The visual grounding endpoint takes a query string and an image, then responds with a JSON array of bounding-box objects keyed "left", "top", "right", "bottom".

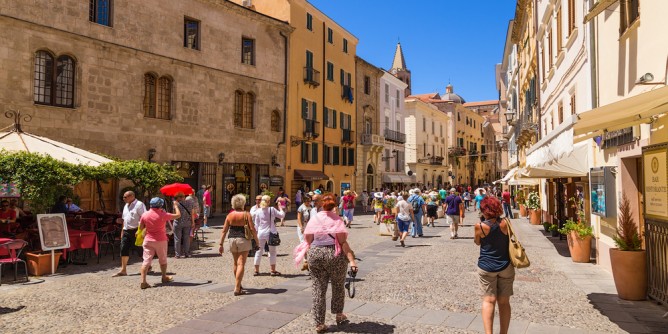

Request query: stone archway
[{"left": 366, "top": 164, "right": 375, "bottom": 191}]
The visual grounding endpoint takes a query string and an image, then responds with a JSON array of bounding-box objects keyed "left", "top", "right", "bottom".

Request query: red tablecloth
[
  {"left": 0, "top": 237, "right": 12, "bottom": 256},
  {"left": 62, "top": 230, "right": 98, "bottom": 260}
]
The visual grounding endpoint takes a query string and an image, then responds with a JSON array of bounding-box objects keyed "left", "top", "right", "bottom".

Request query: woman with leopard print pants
[{"left": 296, "top": 193, "right": 358, "bottom": 333}]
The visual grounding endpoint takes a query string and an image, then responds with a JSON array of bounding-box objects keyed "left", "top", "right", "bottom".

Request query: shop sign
[
  {"left": 590, "top": 167, "right": 616, "bottom": 218},
  {"left": 270, "top": 175, "right": 284, "bottom": 186},
  {"left": 643, "top": 145, "right": 668, "bottom": 220}
]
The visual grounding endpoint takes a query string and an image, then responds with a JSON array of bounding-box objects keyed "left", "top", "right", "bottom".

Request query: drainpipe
[
  {"left": 278, "top": 31, "right": 288, "bottom": 149},
  {"left": 589, "top": 3, "right": 598, "bottom": 110}
]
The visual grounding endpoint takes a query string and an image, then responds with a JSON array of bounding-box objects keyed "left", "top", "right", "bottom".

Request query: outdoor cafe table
[{"left": 62, "top": 229, "right": 98, "bottom": 260}]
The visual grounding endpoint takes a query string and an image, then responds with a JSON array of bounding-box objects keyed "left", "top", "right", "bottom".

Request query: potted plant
[
  {"left": 558, "top": 219, "right": 593, "bottom": 262},
  {"left": 542, "top": 221, "right": 551, "bottom": 233},
  {"left": 514, "top": 190, "right": 527, "bottom": 217},
  {"left": 383, "top": 197, "right": 396, "bottom": 215},
  {"left": 526, "top": 192, "right": 541, "bottom": 225},
  {"left": 610, "top": 194, "right": 646, "bottom": 300},
  {"left": 549, "top": 223, "right": 560, "bottom": 237},
  {"left": 379, "top": 214, "right": 395, "bottom": 236}
]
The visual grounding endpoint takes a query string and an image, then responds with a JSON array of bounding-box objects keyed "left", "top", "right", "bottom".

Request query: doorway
[{"left": 366, "top": 164, "right": 374, "bottom": 191}]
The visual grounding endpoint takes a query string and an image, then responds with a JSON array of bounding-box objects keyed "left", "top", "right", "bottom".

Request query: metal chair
[
  {"left": 96, "top": 224, "right": 117, "bottom": 263},
  {"left": 0, "top": 239, "right": 29, "bottom": 285}
]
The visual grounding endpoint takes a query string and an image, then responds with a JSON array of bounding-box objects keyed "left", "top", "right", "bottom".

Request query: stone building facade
[
  {"left": 0, "top": 0, "right": 291, "bottom": 212},
  {"left": 355, "top": 56, "right": 384, "bottom": 193}
]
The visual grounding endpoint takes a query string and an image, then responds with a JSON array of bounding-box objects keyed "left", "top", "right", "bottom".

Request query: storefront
[
  {"left": 172, "top": 161, "right": 218, "bottom": 211},
  {"left": 382, "top": 173, "right": 415, "bottom": 191},
  {"left": 220, "top": 163, "right": 269, "bottom": 212},
  {"left": 291, "top": 169, "right": 329, "bottom": 198}
]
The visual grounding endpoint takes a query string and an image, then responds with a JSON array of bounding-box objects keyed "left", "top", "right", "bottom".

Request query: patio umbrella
[
  {"left": 160, "top": 183, "right": 194, "bottom": 197},
  {"left": 0, "top": 130, "right": 112, "bottom": 166}
]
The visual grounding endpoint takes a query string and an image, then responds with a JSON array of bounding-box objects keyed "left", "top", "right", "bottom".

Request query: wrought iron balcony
[
  {"left": 303, "top": 119, "right": 320, "bottom": 138},
  {"left": 303, "top": 67, "right": 320, "bottom": 87},
  {"left": 428, "top": 156, "right": 444, "bottom": 165},
  {"left": 360, "top": 133, "right": 384, "bottom": 146},
  {"left": 342, "top": 129, "right": 354, "bottom": 144},
  {"left": 341, "top": 85, "right": 354, "bottom": 103},
  {"left": 383, "top": 128, "right": 406, "bottom": 144},
  {"left": 448, "top": 146, "right": 466, "bottom": 157}
]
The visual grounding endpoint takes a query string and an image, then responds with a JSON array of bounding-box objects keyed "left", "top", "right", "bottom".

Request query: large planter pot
[
  {"left": 529, "top": 210, "right": 541, "bottom": 225},
  {"left": 26, "top": 251, "right": 62, "bottom": 276},
  {"left": 550, "top": 229, "right": 560, "bottom": 237},
  {"left": 519, "top": 204, "right": 527, "bottom": 217},
  {"left": 379, "top": 223, "right": 395, "bottom": 236},
  {"left": 610, "top": 249, "right": 647, "bottom": 300},
  {"left": 567, "top": 232, "right": 592, "bottom": 263}
]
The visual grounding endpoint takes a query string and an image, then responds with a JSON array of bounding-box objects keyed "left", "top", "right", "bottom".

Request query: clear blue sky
[{"left": 308, "top": 0, "right": 517, "bottom": 102}]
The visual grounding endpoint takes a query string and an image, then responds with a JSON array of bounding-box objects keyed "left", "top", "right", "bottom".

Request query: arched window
[
  {"left": 234, "top": 90, "right": 244, "bottom": 127},
  {"left": 157, "top": 76, "right": 171, "bottom": 119},
  {"left": 243, "top": 92, "right": 255, "bottom": 129},
  {"left": 34, "top": 51, "right": 76, "bottom": 108},
  {"left": 271, "top": 110, "right": 280, "bottom": 132},
  {"left": 143, "top": 73, "right": 157, "bottom": 117}
]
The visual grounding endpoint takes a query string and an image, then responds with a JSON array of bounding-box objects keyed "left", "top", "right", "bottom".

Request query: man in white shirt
[
  {"left": 113, "top": 191, "right": 146, "bottom": 277},
  {"left": 310, "top": 193, "right": 323, "bottom": 218}
]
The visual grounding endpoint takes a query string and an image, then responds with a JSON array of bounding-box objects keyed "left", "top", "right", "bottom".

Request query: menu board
[
  {"left": 37, "top": 214, "right": 70, "bottom": 251},
  {"left": 643, "top": 146, "right": 668, "bottom": 220}
]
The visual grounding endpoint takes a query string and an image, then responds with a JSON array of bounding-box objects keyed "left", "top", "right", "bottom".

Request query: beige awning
[
  {"left": 520, "top": 141, "right": 589, "bottom": 178},
  {"left": 574, "top": 86, "right": 668, "bottom": 140},
  {"left": 382, "top": 173, "right": 415, "bottom": 184},
  {"left": 294, "top": 169, "right": 329, "bottom": 181},
  {"left": 583, "top": 0, "right": 615, "bottom": 23},
  {"left": 0, "top": 130, "right": 112, "bottom": 166}
]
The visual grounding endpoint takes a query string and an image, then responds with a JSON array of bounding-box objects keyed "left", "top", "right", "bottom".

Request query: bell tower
[{"left": 390, "top": 42, "right": 411, "bottom": 97}]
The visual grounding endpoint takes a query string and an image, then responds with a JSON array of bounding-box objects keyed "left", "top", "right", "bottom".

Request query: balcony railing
[
  {"left": 428, "top": 156, "right": 444, "bottom": 165},
  {"left": 341, "top": 85, "right": 354, "bottom": 103},
  {"left": 303, "top": 119, "right": 320, "bottom": 138},
  {"left": 383, "top": 128, "right": 406, "bottom": 144},
  {"left": 303, "top": 67, "right": 320, "bottom": 87},
  {"left": 342, "top": 129, "right": 354, "bottom": 144},
  {"left": 360, "top": 133, "right": 384, "bottom": 146}
]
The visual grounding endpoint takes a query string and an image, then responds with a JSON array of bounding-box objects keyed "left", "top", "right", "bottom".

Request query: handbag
[
  {"left": 135, "top": 227, "right": 145, "bottom": 246},
  {"left": 244, "top": 212, "right": 253, "bottom": 240},
  {"left": 269, "top": 232, "right": 281, "bottom": 246},
  {"left": 248, "top": 238, "right": 257, "bottom": 257},
  {"left": 505, "top": 218, "right": 530, "bottom": 268}
]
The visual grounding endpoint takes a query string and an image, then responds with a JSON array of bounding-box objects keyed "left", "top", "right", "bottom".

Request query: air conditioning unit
[{"left": 242, "top": 0, "right": 252, "bottom": 7}]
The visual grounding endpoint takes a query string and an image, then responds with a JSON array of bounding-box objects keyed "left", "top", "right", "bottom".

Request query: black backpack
[{"left": 410, "top": 197, "right": 421, "bottom": 213}]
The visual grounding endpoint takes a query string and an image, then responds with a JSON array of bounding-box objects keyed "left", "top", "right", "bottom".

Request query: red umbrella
[{"left": 160, "top": 183, "right": 194, "bottom": 197}]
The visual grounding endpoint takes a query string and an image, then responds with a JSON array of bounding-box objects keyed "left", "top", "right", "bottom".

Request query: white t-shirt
[{"left": 395, "top": 199, "right": 413, "bottom": 221}]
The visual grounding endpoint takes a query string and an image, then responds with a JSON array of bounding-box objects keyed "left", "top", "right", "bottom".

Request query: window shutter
[
  {"left": 302, "top": 99, "right": 308, "bottom": 119},
  {"left": 340, "top": 69, "right": 344, "bottom": 85},
  {"left": 324, "top": 145, "right": 329, "bottom": 164},
  {"left": 347, "top": 73, "right": 352, "bottom": 86},
  {"left": 333, "top": 146, "right": 340, "bottom": 165},
  {"left": 342, "top": 148, "right": 348, "bottom": 165},
  {"left": 312, "top": 143, "right": 318, "bottom": 163},
  {"left": 347, "top": 115, "right": 352, "bottom": 131},
  {"left": 333, "top": 110, "right": 337, "bottom": 129},
  {"left": 324, "top": 107, "right": 329, "bottom": 127},
  {"left": 312, "top": 102, "right": 317, "bottom": 121},
  {"left": 340, "top": 112, "right": 344, "bottom": 130},
  {"left": 301, "top": 142, "right": 307, "bottom": 163},
  {"left": 348, "top": 148, "right": 355, "bottom": 166}
]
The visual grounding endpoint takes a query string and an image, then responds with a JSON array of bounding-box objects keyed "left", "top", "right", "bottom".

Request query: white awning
[
  {"left": 0, "top": 130, "right": 112, "bottom": 166},
  {"left": 574, "top": 86, "right": 668, "bottom": 140},
  {"left": 521, "top": 141, "right": 589, "bottom": 178},
  {"left": 494, "top": 167, "right": 540, "bottom": 185}
]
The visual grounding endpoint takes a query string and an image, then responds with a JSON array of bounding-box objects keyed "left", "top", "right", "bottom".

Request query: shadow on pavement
[
  {"left": 338, "top": 321, "right": 396, "bottom": 333},
  {"left": 0, "top": 306, "right": 25, "bottom": 315},
  {"left": 155, "top": 280, "right": 213, "bottom": 288},
  {"left": 243, "top": 287, "right": 288, "bottom": 295},
  {"left": 545, "top": 234, "right": 578, "bottom": 259},
  {"left": 587, "top": 292, "right": 668, "bottom": 333}
]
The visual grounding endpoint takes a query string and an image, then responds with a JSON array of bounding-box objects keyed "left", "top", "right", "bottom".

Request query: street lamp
[{"left": 504, "top": 110, "right": 515, "bottom": 124}]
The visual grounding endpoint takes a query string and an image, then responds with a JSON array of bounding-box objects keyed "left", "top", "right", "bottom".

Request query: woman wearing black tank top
[{"left": 474, "top": 196, "right": 515, "bottom": 334}]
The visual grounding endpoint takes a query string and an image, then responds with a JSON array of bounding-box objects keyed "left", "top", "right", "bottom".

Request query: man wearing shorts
[
  {"left": 394, "top": 193, "right": 414, "bottom": 247},
  {"left": 113, "top": 191, "right": 146, "bottom": 277},
  {"left": 444, "top": 188, "right": 465, "bottom": 239}
]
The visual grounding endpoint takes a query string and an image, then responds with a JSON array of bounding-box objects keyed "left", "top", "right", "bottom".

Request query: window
[
  {"left": 396, "top": 119, "right": 400, "bottom": 132},
  {"left": 89, "top": 0, "right": 112, "bottom": 26},
  {"left": 327, "top": 28, "right": 333, "bottom": 43},
  {"left": 364, "top": 76, "right": 370, "bottom": 95},
  {"left": 306, "top": 13, "right": 313, "bottom": 31},
  {"left": 558, "top": 103, "right": 564, "bottom": 125},
  {"left": 326, "top": 62, "right": 334, "bottom": 81},
  {"left": 342, "top": 147, "right": 347, "bottom": 166},
  {"left": 431, "top": 120, "right": 435, "bottom": 134},
  {"left": 423, "top": 143, "right": 427, "bottom": 155},
  {"left": 333, "top": 146, "right": 340, "bottom": 165},
  {"left": 343, "top": 39, "right": 348, "bottom": 53},
  {"left": 457, "top": 112, "right": 460, "bottom": 121},
  {"left": 440, "top": 124, "right": 443, "bottom": 137},
  {"left": 384, "top": 116, "right": 389, "bottom": 131},
  {"left": 541, "top": 44, "right": 546, "bottom": 81},
  {"left": 570, "top": 94, "right": 576, "bottom": 115},
  {"left": 271, "top": 110, "right": 281, "bottom": 132},
  {"left": 547, "top": 29, "right": 553, "bottom": 68},
  {"left": 568, "top": 0, "right": 575, "bottom": 35},
  {"left": 422, "top": 117, "right": 426, "bottom": 131},
  {"left": 384, "top": 149, "right": 390, "bottom": 170},
  {"left": 143, "top": 73, "right": 156, "bottom": 117},
  {"left": 365, "top": 118, "right": 372, "bottom": 134},
  {"left": 143, "top": 73, "right": 171, "bottom": 119},
  {"left": 556, "top": 6, "right": 562, "bottom": 51},
  {"left": 620, "top": 0, "right": 639, "bottom": 34},
  {"left": 234, "top": 90, "right": 254, "bottom": 128},
  {"left": 157, "top": 77, "right": 172, "bottom": 120},
  {"left": 384, "top": 83, "right": 389, "bottom": 103},
  {"left": 301, "top": 98, "right": 317, "bottom": 120},
  {"left": 396, "top": 90, "right": 400, "bottom": 108},
  {"left": 300, "top": 142, "right": 318, "bottom": 164},
  {"left": 457, "top": 137, "right": 464, "bottom": 147},
  {"left": 324, "top": 145, "right": 331, "bottom": 164},
  {"left": 340, "top": 113, "right": 352, "bottom": 130},
  {"left": 348, "top": 148, "right": 355, "bottom": 166},
  {"left": 184, "top": 18, "right": 200, "bottom": 50},
  {"left": 34, "top": 51, "right": 76, "bottom": 108},
  {"left": 306, "top": 50, "right": 314, "bottom": 68},
  {"left": 241, "top": 38, "right": 255, "bottom": 65},
  {"left": 324, "top": 108, "right": 337, "bottom": 128}
]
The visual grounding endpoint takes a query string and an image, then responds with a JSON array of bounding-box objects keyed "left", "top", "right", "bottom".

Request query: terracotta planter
[
  {"left": 26, "top": 251, "right": 62, "bottom": 276},
  {"left": 519, "top": 204, "right": 527, "bottom": 217},
  {"left": 610, "top": 249, "right": 647, "bottom": 300},
  {"left": 529, "top": 210, "right": 541, "bottom": 225},
  {"left": 567, "top": 231, "right": 592, "bottom": 263}
]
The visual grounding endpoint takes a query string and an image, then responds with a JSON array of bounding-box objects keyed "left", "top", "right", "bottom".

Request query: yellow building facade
[{"left": 238, "top": 0, "right": 358, "bottom": 198}]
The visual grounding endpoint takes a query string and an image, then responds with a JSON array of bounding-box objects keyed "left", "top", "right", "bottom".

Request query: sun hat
[
  {"left": 450, "top": 188, "right": 456, "bottom": 192},
  {"left": 374, "top": 192, "right": 383, "bottom": 199},
  {"left": 414, "top": 188, "right": 422, "bottom": 194},
  {"left": 149, "top": 197, "right": 164, "bottom": 208}
]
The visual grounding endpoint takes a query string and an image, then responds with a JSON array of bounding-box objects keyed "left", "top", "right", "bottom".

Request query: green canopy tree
[{"left": 97, "top": 160, "right": 183, "bottom": 202}]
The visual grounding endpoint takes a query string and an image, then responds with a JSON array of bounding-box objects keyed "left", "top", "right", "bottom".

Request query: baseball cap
[{"left": 149, "top": 197, "right": 164, "bottom": 208}]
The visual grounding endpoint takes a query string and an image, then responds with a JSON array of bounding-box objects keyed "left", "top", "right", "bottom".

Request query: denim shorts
[
  {"left": 396, "top": 218, "right": 411, "bottom": 233},
  {"left": 342, "top": 208, "right": 354, "bottom": 221}
]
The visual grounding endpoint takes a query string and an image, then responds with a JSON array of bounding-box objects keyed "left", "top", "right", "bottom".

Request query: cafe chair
[
  {"left": 96, "top": 224, "right": 117, "bottom": 264},
  {"left": 0, "top": 239, "right": 29, "bottom": 285}
]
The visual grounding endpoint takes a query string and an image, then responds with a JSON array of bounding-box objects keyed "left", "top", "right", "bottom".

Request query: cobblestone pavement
[{"left": 1, "top": 211, "right": 666, "bottom": 333}]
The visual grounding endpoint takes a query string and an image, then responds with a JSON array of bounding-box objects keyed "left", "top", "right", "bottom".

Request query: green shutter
[
  {"left": 323, "top": 107, "right": 329, "bottom": 127},
  {"left": 302, "top": 99, "right": 308, "bottom": 119},
  {"left": 333, "top": 146, "right": 339, "bottom": 165},
  {"left": 348, "top": 148, "right": 355, "bottom": 166},
  {"left": 340, "top": 112, "right": 344, "bottom": 130},
  {"left": 333, "top": 110, "right": 337, "bottom": 129},
  {"left": 312, "top": 143, "right": 318, "bottom": 164},
  {"left": 347, "top": 115, "right": 352, "bottom": 130},
  {"left": 301, "top": 142, "right": 307, "bottom": 163},
  {"left": 312, "top": 102, "right": 317, "bottom": 121},
  {"left": 342, "top": 147, "right": 347, "bottom": 165},
  {"left": 340, "top": 69, "right": 344, "bottom": 85}
]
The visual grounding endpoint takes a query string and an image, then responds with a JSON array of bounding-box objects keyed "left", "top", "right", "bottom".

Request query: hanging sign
[{"left": 643, "top": 145, "right": 668, "bottom": 220}]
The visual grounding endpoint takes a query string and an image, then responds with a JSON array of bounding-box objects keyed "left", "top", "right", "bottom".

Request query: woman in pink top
[
  {"left": 293, "top": 193, "right": 358, "bottom": 333},
  {"left": 139, "top": 197, "right": 181, "bottom": 290},
  {"left": 202, "top": 185, "right": 212, "bottom": 228}
]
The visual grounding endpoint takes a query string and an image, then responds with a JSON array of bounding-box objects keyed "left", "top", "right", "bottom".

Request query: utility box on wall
[{"left": 590, "top": 167, "right": 616, "bottom": 218}]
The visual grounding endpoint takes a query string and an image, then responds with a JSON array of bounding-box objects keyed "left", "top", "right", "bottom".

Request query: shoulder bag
[
  {"left": 244, "top": 212, "right": 253, "bottom": 240},
  {"left": 268, "top": 208, "right": 281, "bottom": 246},
  {"left": 505, "top": 217, "right": 530, "bottom": 268}
]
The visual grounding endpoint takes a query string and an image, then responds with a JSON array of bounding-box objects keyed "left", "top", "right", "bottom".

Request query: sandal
[
  {"left": 336, "top": 314, "right": 350, "bottom": 326},
  {"left": 270, "top": 271, "right": 282, "bottom": 276},
  {"left": 234, "top": 290, "right": 246, "bottom": 296},
  {"left": 315, "top": 324, "right": 328, "bottom": 333},
  {"left": 140, "top": 282, "right": 151, "bottom": 290},
  {"left": 253, "top": 271, "right": 260, "bottom": 276},
  {"left": 161, "top": 276, "right": 173, "bottom": 284}
]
